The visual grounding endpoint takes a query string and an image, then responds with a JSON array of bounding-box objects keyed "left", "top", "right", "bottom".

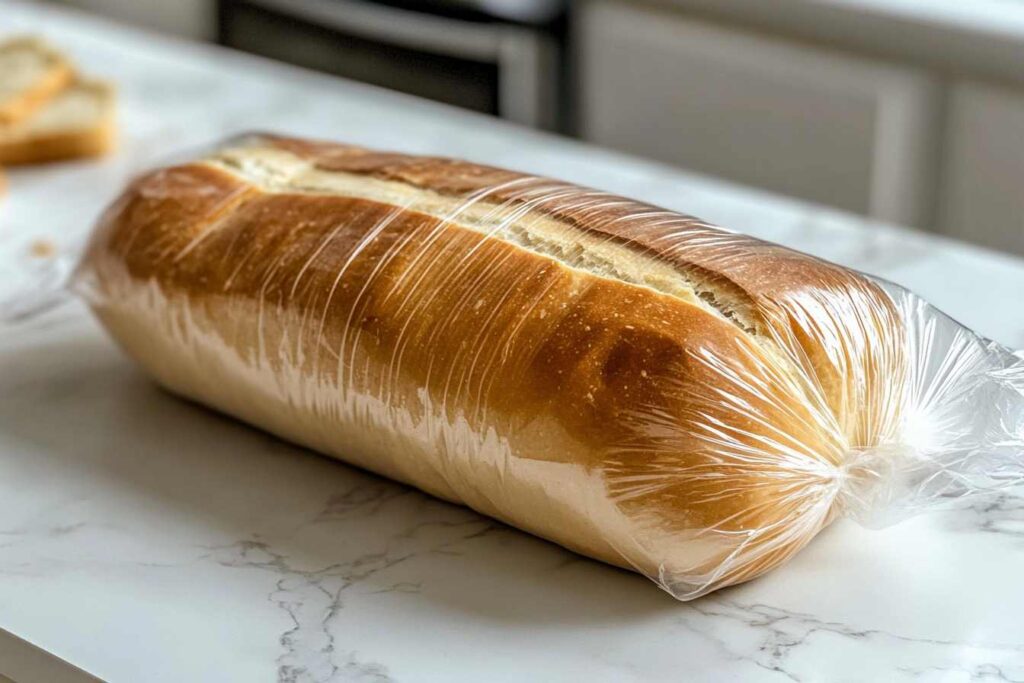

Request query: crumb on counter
[{"left": 29, "top": 238, "right": 56, "bottom": 258}]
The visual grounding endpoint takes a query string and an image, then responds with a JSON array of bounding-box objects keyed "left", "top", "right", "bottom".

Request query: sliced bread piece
[
  {"left": 0, "top": 36, "right": 74, "bottom": 126},
  {"left": 0, "top": 80, "right": 116, "bottom": 165}
]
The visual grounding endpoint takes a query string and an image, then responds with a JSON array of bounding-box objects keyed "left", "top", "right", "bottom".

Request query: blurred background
[{"left": 49, "top": 0, "right": 1024, "bottom": 257}]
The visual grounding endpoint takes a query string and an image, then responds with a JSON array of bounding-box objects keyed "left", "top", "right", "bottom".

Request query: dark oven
[{"left": 216, "top": 0, "right": 567, "bottom": 131}]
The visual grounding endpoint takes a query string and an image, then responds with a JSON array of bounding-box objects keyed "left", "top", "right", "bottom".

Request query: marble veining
[
  {"left": 947, "top": 494, "right": 1024, "bottom": 544},
  {"left": 200, "top": 510, "right": 501, "bottom": 682},
  {"left": 209, "top": 538, "right": 395, "bottom": 682},
  {"left": 679, "top": 599, "right": 1024, "bottom": 683},
  {"left": 0, "top": 1, "right": 1023, "bottom": 681},
  {"left": 195, "top": 483, "right": 512, "bottom": 682}
]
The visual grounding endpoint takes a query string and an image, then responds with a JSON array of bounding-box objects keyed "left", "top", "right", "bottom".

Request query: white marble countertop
[{"left": 1, "top": 2, "right": 1023, "bottom": 681}]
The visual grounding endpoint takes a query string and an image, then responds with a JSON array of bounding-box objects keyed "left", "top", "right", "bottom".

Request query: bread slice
[
  {"left": 0, "top": 80, "right": 116, "bottom": 165},
  {"left": 0, "top": 36, "right": 74, "bottom": 126}
]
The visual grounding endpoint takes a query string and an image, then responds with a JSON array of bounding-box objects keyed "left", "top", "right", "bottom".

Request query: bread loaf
[{"left": 76, "top": 134, "right": 906, "bottom": 598}]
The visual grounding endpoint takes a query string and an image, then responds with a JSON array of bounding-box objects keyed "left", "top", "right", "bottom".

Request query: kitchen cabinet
[
  {"left": 576, "top": 0, "right": 941, "bottom": 228},
  {"left": 939, "top": 81, "right": 1024, "bottom": 255}
]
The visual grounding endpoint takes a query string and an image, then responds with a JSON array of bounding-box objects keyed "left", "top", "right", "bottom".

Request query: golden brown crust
[
  {"left": 78, "top": 136, "right": 904, "bottom": 594},
  {"left": 255, "top": 134, "right": 904, "bottom": 444},
  {"left": 0, "top": 117, "right": 114, "bottom": 165}
]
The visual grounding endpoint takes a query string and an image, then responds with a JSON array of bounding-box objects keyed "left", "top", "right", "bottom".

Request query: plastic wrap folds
[{"left": 52, "top": 134, "right": 1024, "bottom": 598}]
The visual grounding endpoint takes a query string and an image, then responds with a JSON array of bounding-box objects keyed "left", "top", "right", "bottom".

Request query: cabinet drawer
[
  {"left": 576, "top": 0, "right": 940, "bottom": 227},
  {"left": 939, "top": 81, "right": 1024, "bottom": 256}
]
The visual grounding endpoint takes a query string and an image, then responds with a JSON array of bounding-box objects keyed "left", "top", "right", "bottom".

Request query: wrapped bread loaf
[{"left": 74, "top": 134, "right": 1024, "bottom": 599}]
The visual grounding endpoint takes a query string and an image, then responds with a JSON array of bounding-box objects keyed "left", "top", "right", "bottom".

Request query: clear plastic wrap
[{"left": 60, "top": 134, "right": 1024, "bottom": 600}]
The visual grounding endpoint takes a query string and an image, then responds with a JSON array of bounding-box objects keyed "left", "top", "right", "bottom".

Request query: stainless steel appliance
[{"left": 217, "top": 0, "right": 567, "bottom": 130}]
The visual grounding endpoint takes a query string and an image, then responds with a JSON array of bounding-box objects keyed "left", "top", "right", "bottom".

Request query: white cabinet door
[
  {"left": 576, "top": 0, "right": 941, "bottom": 227},
  {"left": 939, "top": 81, "right": 1024, "bottom": 256}
]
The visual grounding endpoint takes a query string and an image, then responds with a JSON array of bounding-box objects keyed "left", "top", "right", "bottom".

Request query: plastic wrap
[{"left": 60, "top": 134, "right": 1024, "bottom": 599}]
